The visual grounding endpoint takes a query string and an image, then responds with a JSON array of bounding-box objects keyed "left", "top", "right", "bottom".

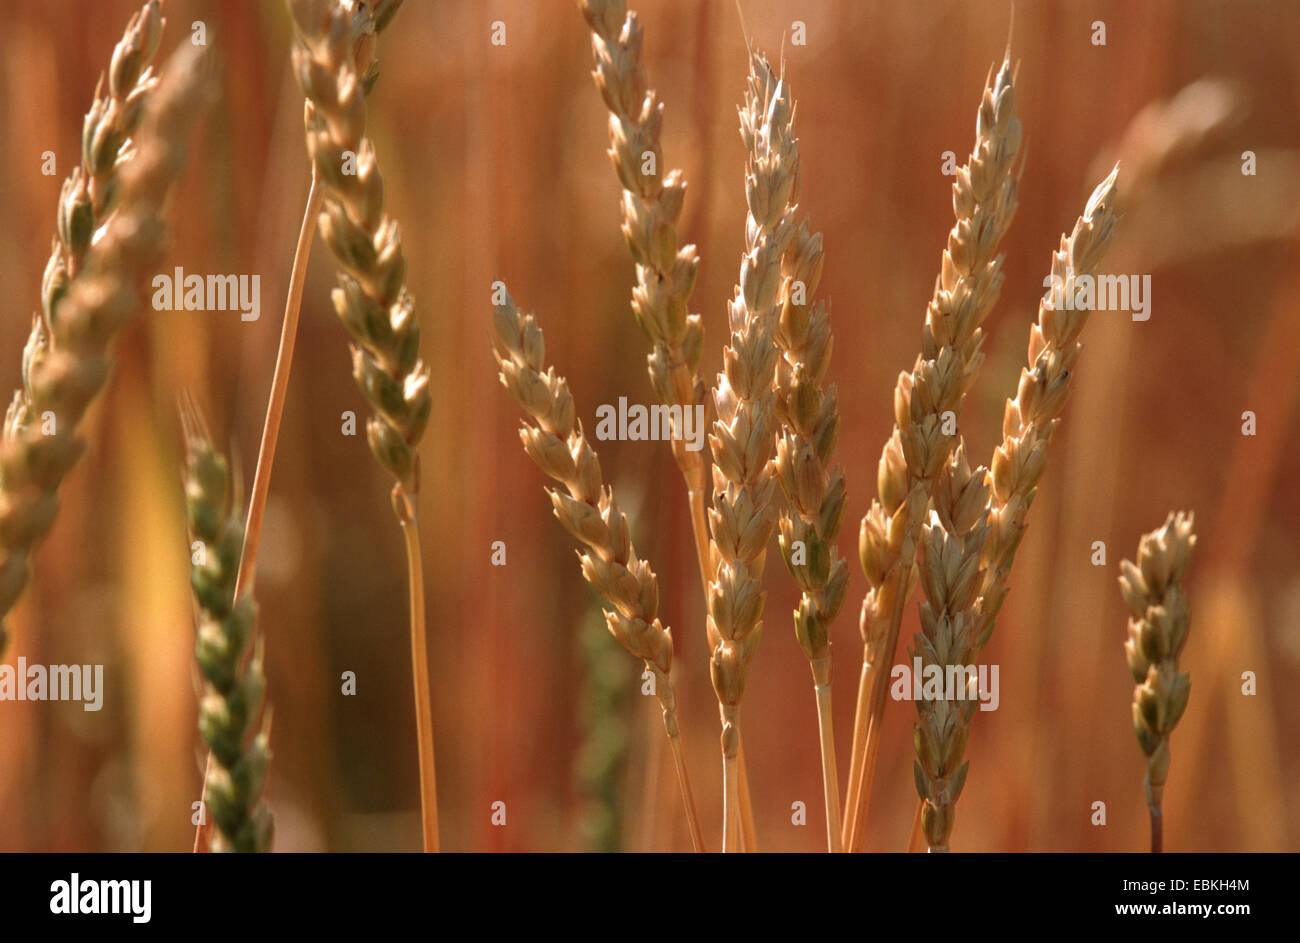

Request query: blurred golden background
[{"left": 0, "top": 0, "right": 1296, "bottom": 852}]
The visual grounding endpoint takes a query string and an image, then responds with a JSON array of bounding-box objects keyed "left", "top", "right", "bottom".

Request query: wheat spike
[
  {"left": 910, "top": 443, "right": 990, "bottom": 851},
  {"left": 0, "top": 34, "right": 210, "bottom": 655},
  {"left": 977, "top": 165, "right": 1122, "bottom": 644},
  {"left": 180, "top": 394, "right": 273, "bottom": 853},
  {"left": 844, "top": 53, "right": 1022, "bottom": 851},
  {"left": 771, "top": 165, "right": 848, "bottom": 853},
  {"left": 1119, "top": 511, "right": 1197, "bottom": 853},
  {"left": 289, "top": 0, "right": 429, "bottom": 496},
  {"left": 493, "top": 288, "right": 704, "bottom": 852},
  {"left": 578, "top": 0, "right": 711, "bottom": 593},
  {"left": 288, "top": 0, "right": 440, "bottom": 852},
  {"left": 908, "top": 163, "right": 1122, "bottom": 852},
  {"left": 705, "top": 50, "right": 803, "bottom": 852}
]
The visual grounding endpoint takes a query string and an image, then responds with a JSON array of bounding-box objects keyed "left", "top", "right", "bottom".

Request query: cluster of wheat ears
[{"left": 0, "top": 0, "right": 1200, "bottom": 853}]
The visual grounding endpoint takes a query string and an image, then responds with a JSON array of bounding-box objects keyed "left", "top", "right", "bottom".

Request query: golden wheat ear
[
  {"left": 492, "top": 287, "right": 705, "bottom": 852},
  {"left": 1119, "top": 511, "right": 1197, "bottom": 853},
  {"left": 909, "top": 442, "right": 991, "bottom": 852},
  {"left": 288, "top": 0, "right": 439, "bottom": 852},
  {"left": 843, "top": 52, "right": 1024, "bottom": 852},
  {"left": 0, "top": 29, "right": 212, "bottom": 656},
  {"left": 756, "top": 63, "right": 848, "bottom": 853},
  {"left": 579, "top": 1, "right": 710, "bottom": 560},
  {"left": 702, "top": 49, "right": 809, "bottom": 854},
  {"left": 977, "top": 163, "right": 1122, "bottom": 644}
]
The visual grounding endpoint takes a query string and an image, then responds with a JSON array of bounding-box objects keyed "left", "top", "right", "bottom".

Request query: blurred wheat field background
[{"left": 0, "top": 0, "right": 1296, "bottom": 852}]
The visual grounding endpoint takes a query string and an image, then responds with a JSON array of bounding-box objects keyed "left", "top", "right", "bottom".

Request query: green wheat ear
[{"left": 180, "top": 393, "right": 273, "bottom": 854}]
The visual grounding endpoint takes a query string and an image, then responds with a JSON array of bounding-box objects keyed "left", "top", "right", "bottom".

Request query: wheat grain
[
  {"left": 1119, "top": 511, "right": 1197, "bottom": 853},
  {"left": 492, "top": 288, "right": 705, "bottom": 852},
  {"left": 180, "top": 394, "right": 273, "bottom": 853},
  {"left": 844, "top": 53, "right": 1022, "bottom": 851},
  {"left": 0, "top": 35, "right": 209, "bottom": 657}
]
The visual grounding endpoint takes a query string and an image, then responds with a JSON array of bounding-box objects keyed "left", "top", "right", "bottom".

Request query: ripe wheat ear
[
  {"left": 0, "top": 1, "right": 180, "bottom": 655},
  {"left": 581, "top": 0, "right": 763, "bottom": 850},
  {"left": 579, "top": 0, "right": 710, "bottom": 595},
  {"left": 1119, "top": 511, "right": 1197, "bottom": 854},
  {"left": 905, "top": 165, "right": 1122, "bottom": 851},
  {"left": 768, "top": 109, "right": 848, "bottom": 854},
  {"left": 976, "top": 164, "right": 1122, "bottom": 642},
  {"left": 493, "top": 288, "right": 705, "bottom": 852},
  {"left": 705, "top": 50, "right": 808, "bottom": 853},
  {"left": 845, "top": 53, "right": 1022, "bottom": 852},
  {"left": 288, "top": 0, "right": 439, "bottom": 852}
]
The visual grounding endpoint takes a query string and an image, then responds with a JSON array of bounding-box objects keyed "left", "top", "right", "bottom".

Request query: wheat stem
[
  {"left": 840, "top": 660, "right": 871, "bottom": 845},
  {"left": 907, "top": 798, "right": 925, "bottom": 852},
  {"left": 687, "top": 487, "right": 713, "bottom": 599},
  {"left": 811, "top": 655, "right": 842, "bottom": 852},
  {"left": 192, "top": 174, "right": 323, "bottom": 853},
  {"left": 667, "top": 723, "right": 705, "bottom": 853},
  {"left": 722, "top": 711, "right": 741, "bottom": 853},
  {"left": 237, "top": 173, "right": 322, "bottom": 594},
  {"left": 737, "top": 742, "right": 756, "bottom": 851},
  {"left": 844, "top": 561, "right": 913, "bottom": 850},
  {"left": 395, "top": 486, "right": 439, "bottom": 851}
]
